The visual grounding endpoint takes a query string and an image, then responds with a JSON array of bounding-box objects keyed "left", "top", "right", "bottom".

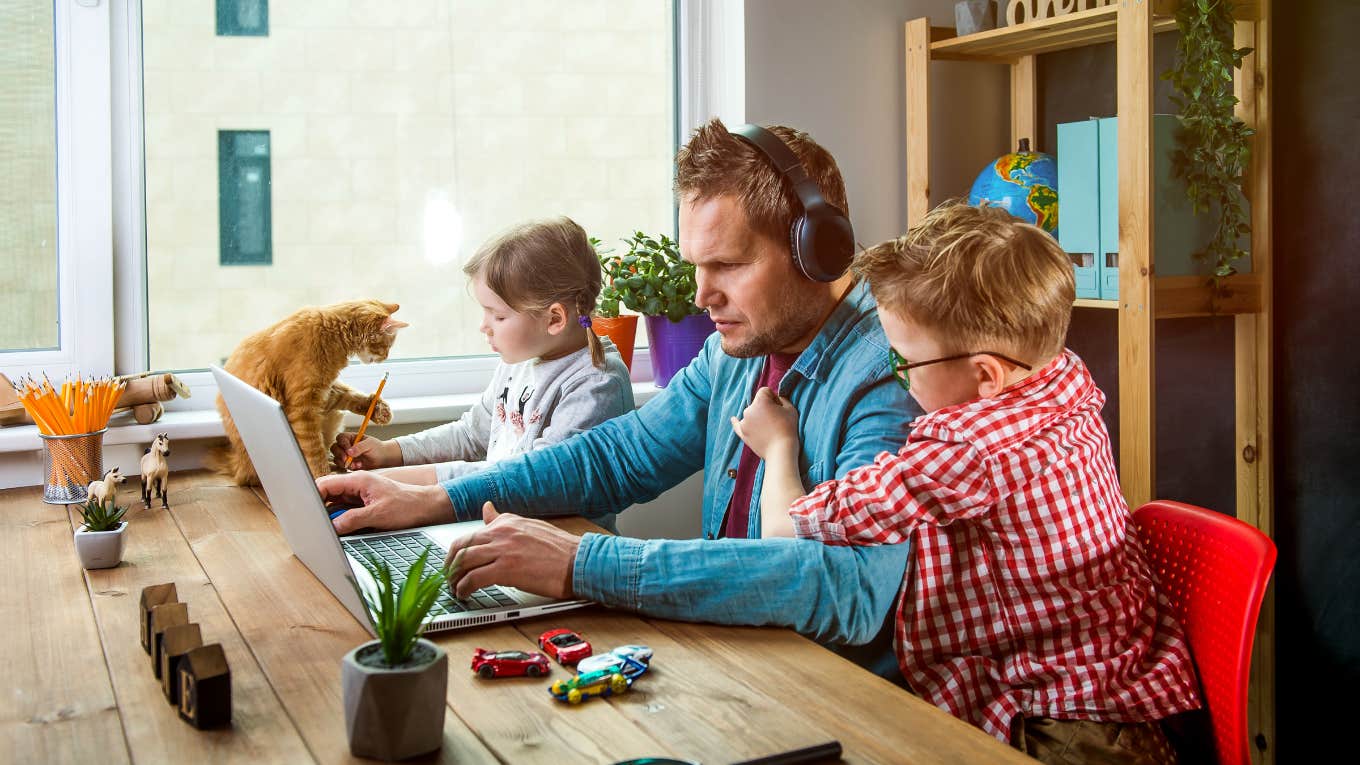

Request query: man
[{"left": 318, "top": 119, "right": 923, "bottom": 670}]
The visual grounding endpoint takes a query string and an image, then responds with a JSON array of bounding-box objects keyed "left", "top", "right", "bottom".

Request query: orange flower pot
[{"left": 591, "top": 315, "right": 638, "bottom": 370}]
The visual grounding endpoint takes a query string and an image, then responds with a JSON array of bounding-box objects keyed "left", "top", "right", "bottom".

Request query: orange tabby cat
[{"left": 214, "top": 299, "right": 408, "bottom": 485}]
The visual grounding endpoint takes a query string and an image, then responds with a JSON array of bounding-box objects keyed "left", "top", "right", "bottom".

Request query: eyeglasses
[{"left": 889, "top": 347, "right": 1032, "bottom": 391}]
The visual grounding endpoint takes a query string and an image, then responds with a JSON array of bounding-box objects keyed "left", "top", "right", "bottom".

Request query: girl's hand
[
  {"left": 730, "top": 387, "right": 800, "bottom": 459},
  {"left": 331, "top": 433, "right": 403, "bottom": 471}
]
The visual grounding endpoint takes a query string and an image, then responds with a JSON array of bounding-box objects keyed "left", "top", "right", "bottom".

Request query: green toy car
[{"left": 548, "top": 656, "right": 647, "bottom": 704}]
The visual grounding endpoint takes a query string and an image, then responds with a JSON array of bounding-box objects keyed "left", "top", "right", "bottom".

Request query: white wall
[{"left": 743, "top": 0, "right": 1009, "bottom": 245}]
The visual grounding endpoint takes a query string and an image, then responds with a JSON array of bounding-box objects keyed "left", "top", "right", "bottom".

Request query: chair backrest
[{"left": 1132, "top": 500, "right": 1277, "bottom": 765}]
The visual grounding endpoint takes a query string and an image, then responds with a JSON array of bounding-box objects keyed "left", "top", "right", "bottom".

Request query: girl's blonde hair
[
  {"left": 854, "top": 201, "right": 1075, "bottom": 363},
  {"left": 463, "top": 217, "right": 607, "bottom": 368}
]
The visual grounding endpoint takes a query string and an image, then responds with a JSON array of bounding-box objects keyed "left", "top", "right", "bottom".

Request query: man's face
[{"left": 679, "top": 194, "right": 828, "bottom": 358}]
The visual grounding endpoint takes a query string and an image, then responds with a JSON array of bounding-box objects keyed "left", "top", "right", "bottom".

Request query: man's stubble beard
[{"left": 718, "top": 282, "right": 829, "bottom": 359}]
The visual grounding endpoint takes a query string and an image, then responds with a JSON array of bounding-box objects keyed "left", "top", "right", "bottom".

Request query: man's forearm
[{"left": 573, "top": 533, "right": 909, "bottom": 647}]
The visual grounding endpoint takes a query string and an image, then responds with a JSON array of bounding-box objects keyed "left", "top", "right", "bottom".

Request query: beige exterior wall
[
  {"left": 0, "top": 1, "right": 58, "bottom": 352},
  {"left": 143, "top": 0, "right": 674, "bottom": 370}
]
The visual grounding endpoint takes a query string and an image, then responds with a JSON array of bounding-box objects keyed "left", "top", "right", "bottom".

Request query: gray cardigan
[{"left": 395, "top": 340, "right": 633, "bottom": 482}]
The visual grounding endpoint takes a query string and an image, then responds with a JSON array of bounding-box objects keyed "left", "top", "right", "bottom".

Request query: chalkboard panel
[{"left": 1272, "top": 1, "right": 1360, "bottom": 760}]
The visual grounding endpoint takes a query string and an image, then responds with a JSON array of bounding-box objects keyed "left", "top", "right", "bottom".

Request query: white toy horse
[
  {"left": 86, "top": 467, "right": 126, "bottom": 509},
  {"left": 141, "top": 432, "right": 171, "bottom": 509}
]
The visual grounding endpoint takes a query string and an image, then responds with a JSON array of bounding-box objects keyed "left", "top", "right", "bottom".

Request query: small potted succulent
[
  {"left": 599, "top": 231, "right": 715, "bottom": 387},
  {"left": 341, "top": 548, "right": 450, "bottom": 761},
  {"left": 73, "top": 496, "right": 128, "bottom": 569}
]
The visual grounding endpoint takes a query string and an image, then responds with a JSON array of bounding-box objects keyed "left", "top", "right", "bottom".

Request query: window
[
  {"left": 218, "top": 131, "right": 272, "bottom": 266},
  {"left": 0, "top": 0, "right": 112, "bottom": 382},
  {"left": 140, "top": 1, "right": 679, "bottom": 377},
  {"left": 216, "top": 0, "right": 268, "bottom": 37},
  {"left": 1, "top": 1, "right": 58, "bottom": 354}
]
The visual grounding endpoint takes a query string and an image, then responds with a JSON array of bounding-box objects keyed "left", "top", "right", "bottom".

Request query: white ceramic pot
[
  {"left": 341, "top": 638, "right": 447, "bottom": 760},
  {"left": 73, "top": 522, "right": 127, "bottom": 569}
]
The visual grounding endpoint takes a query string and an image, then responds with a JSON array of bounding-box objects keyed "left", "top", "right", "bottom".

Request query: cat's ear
[{"left": 381, "top": 317, "right": 409, "bottom": 334}]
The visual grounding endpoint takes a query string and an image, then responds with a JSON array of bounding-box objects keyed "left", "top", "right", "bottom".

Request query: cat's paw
[{"left": 370, "top": 399, "right": 393, "bottom": 425}]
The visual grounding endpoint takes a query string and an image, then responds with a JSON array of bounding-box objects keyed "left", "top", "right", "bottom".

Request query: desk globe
[{"left": 967, "top": 138, "right": 1058, "bottom": 236}]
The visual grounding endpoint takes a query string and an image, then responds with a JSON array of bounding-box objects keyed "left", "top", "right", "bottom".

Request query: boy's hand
[
  {"left": 730, "top": 387, "right": 800, "bottom": 459},
  {"left": 330, "top": 433, "right": 402, "bottom": 471}
]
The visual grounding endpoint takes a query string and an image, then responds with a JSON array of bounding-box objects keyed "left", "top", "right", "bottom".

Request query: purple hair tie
[{"left": 578, "top": 315, "right": 593, "bottom": 329}]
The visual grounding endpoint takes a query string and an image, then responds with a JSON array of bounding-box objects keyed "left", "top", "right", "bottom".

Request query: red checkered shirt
[{"left": 789, "top": 350, "right": 1201, "bottom": 741}]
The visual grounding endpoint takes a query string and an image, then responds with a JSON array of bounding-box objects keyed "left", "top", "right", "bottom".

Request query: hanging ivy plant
[{"left": 1162, "top": 0, "right": 1254, "bottom": 278}]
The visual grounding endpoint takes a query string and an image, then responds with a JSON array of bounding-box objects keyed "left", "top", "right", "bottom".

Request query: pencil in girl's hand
[{"left": 345, "top": 372, "right": 389, "bottom": 469}]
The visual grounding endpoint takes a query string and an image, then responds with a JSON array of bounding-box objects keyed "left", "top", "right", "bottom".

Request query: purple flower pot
[{"left": 646, "top": 313, "right": 716, "bottom": 387}]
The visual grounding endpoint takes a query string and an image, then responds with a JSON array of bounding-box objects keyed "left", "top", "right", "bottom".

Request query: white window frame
[{"left": 0, "top": 0, "right": 114, "bottom": 383}]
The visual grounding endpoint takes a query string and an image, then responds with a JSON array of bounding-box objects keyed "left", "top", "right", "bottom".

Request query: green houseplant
[
  {"left": 1163, "top": 0, "right": 1254, "bottom": 281},
  {"left": 73, "top": 496, "right": 128, "bottom": 569},
  {"left": 341, "top": 548, "right": 451, "bottom": 760},
  {"left": 598, "top": 231, "right": 714, "bottom": 387}
]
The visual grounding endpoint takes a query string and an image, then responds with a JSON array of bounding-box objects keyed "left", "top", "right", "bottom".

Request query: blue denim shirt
[{"left": 440, "top": 280, "right": 923, "bottom": 647}]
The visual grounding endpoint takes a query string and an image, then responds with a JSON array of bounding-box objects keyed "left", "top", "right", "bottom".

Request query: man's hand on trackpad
[
  {"left": 444, "top": 502, "right": 580, "bottom": 600},
  {"left": 315, "top": 471, "right": 453, "bottom": 534}
]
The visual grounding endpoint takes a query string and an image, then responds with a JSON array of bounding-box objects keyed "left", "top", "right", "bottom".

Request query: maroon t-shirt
[{"left": 722, "top": 352, "right": 799, "bottom": 539}]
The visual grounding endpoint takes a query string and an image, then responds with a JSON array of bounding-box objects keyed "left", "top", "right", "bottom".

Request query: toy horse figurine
[
  {"left": 141, "top": 433, "right": 171, "bottom": 509},
  {"left": 87, "top": 467, "right": 126, "bottom": 509}
]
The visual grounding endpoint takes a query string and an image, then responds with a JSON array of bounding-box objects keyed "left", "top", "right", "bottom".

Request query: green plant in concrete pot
[
  {"left": 73, "top": 497, "right": 128, "bottom": 569},
  {"left": 342, "top": 548, "right": 450, "bottom": 760}
]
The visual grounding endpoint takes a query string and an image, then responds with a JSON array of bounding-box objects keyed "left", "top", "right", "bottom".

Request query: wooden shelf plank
[
  {"left": 1154, "top": 273, "right": 1262, "bottom": 318},
  {"left": 930, "top": 5, "right": 1177, "bottom": 61},
  {"left": 1074, "top": 298, "right": 1118, "bottom": 309}
]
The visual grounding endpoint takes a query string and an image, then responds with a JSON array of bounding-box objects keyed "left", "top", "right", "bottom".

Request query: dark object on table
[
  {"left": 150, "top": 601, "right": 189, "bottom": 679},
  {"left": 160, "top": 623, "right": 203, "bottom": 705},
  {"left": 139, "top": 582, "right": 178, "bottom": 654},
  {"left": 177, "top": 643, "right": 232, "bottom": 729}
]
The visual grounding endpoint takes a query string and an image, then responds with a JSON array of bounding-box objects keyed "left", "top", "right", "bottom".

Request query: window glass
[
  {"left": 143, "top": 1, "right": 676, "bottom": 371},
  {"left": 1, "top": 1, "right": 57, "bottom": 353}
]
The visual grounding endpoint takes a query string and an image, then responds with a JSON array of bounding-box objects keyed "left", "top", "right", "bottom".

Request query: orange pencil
[{"left": 345, "top": 372, "right": 389, "bottom": 469}]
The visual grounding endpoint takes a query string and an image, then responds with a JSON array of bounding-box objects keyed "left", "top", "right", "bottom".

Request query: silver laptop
[{"left": 211, "top": 365, "right": 590, "bottom": 634}]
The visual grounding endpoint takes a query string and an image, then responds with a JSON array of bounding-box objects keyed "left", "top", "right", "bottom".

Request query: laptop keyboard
[{"left": 341, "top": 532, "right": 517, "bottom": 616}]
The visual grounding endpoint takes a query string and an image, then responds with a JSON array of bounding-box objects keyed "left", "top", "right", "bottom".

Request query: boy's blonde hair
[
  {"left": 463, "top": 216, "right": 607, "bottom": 368},
  {"left": 854, "top": 201, "right": 1074, "bottom": 363}
]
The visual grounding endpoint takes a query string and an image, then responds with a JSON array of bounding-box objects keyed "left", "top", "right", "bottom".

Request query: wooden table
[{"left": 2, "top": 470, "right": 1030, "bottom": 764}]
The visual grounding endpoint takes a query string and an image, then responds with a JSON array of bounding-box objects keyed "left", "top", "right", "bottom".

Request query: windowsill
[{"left": 0, "top": 381, "right": 664, "bottom": 487}]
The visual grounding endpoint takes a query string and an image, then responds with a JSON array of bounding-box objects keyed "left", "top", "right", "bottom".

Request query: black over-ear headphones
[{"left": 728, "top": 124, "right": 855, "bottom": 282}]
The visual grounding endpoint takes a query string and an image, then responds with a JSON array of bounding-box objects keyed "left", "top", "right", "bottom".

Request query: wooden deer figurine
[
  {"left": 141, "top": 432, "right": 171, "bottom": 509},
  {"left": 87, "top": 467, "right": 125, "bottom": 509}
]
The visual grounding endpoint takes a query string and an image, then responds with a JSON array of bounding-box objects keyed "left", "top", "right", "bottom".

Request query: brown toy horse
[{"left": 141, "top": 432, "right": 170, "bottom": 508}]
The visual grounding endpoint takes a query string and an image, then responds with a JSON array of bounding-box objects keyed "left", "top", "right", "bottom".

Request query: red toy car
[
  {"left": 470, "top": 648, "right": 550, "bottom": 678},
  {"left": 538, "top": 628, "right": 593, "bottom": 665}
]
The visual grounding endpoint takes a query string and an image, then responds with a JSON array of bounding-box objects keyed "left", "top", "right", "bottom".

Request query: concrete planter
[
  {"left": 955, "top": 0, "right": 997, "bottom": 35},
  {"left": 341, "top": 639, "right": 447, "bottom": 760},
  {"left": 74, "top": 522, "right": 127, "bottom": 569}
]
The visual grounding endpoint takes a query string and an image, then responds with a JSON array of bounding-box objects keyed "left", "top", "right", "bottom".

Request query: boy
[{"left": 731, "top": 202, "right": 1202, "bottom": 764}]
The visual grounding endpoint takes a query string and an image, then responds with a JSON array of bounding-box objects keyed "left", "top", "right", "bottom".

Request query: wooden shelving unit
[{"left": 904, "top": 1, "right": 1272, "bottom": 761}]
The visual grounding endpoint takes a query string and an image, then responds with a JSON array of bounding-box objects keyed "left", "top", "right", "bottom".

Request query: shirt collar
[{"left": 789, "top": 279, "right": 876, "bottom": 383}]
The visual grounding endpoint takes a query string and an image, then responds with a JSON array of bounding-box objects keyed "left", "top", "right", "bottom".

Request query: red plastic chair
[{"left": 1132, "top": 500, "right": 1277, "bottom": 765}]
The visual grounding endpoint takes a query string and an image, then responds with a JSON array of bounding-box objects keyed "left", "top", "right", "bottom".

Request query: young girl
[{"left": 334, "top": 216, "right": 634, "bottom": 484}]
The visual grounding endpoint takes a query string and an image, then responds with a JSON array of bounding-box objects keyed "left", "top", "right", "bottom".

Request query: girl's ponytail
[{"left": 580, "top": 307, "right": 607, "bottom": 369}]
